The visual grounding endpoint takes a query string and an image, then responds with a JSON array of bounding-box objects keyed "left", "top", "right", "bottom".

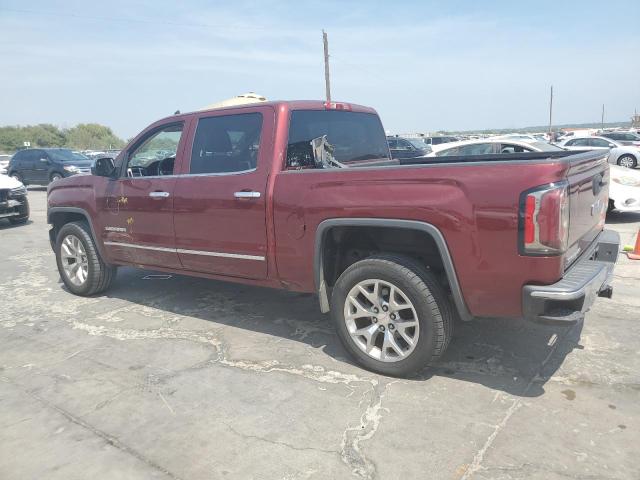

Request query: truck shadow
[
  {"left": 102, "top": 266, "right": 583, "bottom": 398},
  {"left": 606, "top": 211, "right": 640, "bottom": 224}
]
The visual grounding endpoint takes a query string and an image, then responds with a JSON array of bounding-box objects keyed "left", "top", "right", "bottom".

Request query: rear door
[
  {"left": 32, "top": 150, "right": 51, "bottom": 183},
  {"left": 19, "top": 150, "right": 37, "bottom": 182},
  {"left": 98, "top": 122, "right": 188, "bottom": 269},
  {"left": 172, "top": 107, "right": 274, "bottom": 279}
]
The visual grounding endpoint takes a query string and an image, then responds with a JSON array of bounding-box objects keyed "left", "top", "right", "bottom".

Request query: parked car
[
  {"left": 599, "top": 131, "right": 640, "bottom": 146},
  {"left": 494, "top": 134, "right": 542, "bottom": 143},
  {"left": 0, "top": 154, "right": 11, "bottom": 175},
  {"left": 387, "top": 136, "right": 432, "bottom": 159},
  {"left": 428, "top": 138, "right": 564, "bottom": 157},
  {"left": 558, "top": 136, "right": 639, "bottom": 168},
  {"left": 608, "top": 164, "right": 640, "bottom": 213},
  {"left": 47, "top": 100, "right": 619, "bottom": 376},
  {"left": 422, "top": 135, "right": 459, "bottom": 147},
  {"left": 8, "top": 149, "right": 93, "bottom": 185},
  {"left": 0, "top": 174, "right": 29, "bottom": 225}
]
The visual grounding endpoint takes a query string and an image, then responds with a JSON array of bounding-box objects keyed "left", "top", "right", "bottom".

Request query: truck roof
[{"left": 160, "top": 100, "right": 379, "bottom": 125}]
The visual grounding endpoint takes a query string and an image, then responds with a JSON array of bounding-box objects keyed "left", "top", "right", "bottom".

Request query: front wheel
[
  {"left": 330, "top": 254, "right": 453, "bottom": 377},
  {"left": 617, "top": 155, "right": 637, "bottom": 169},
  {"left": 50, "top": 173, "right": 63, "bottom": 182},
  {"left": 55, "top": 221, "right": 117, "bottom": 295}
]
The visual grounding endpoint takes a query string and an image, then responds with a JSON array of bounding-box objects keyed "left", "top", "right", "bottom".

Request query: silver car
[{"left": 558, "top": 136, "right": 639, "bottom": 168}]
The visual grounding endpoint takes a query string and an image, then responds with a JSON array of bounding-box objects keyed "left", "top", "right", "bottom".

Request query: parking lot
[{"left": 1, "top": 188, "right": 639, "bottom": 479}]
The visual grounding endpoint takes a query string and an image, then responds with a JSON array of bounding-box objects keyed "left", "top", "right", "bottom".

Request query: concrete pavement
[{"left": 1, "top": 189, "right": 638, "bottom": 479}]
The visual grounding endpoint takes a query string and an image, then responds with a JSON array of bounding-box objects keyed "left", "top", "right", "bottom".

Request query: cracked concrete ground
[{"left": 1, "top": 189, "right": 639, "bottom": 480}]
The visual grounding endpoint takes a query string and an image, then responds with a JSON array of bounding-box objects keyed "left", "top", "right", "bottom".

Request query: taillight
[{"left": 519, "top": 181, "right": 569, "bottom": 255}]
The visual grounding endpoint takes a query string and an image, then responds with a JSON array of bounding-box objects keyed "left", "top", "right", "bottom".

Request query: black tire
[
  {"left": 330, "top": 254, "right": 453, "bottom": 377},
  {"left": 55, "top": 221, "right": 117, "bottom": 296},
  {"left": 617, "top": 154, "right": 637, "bottom": 169},
  {"left": 50, "top": 172, "right": 63, "bottom": 182}
]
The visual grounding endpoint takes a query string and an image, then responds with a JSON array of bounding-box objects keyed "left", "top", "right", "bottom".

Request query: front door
[
  {"left": 173, "top": 108, "right": 273, "bottom": 279},
  {"left": 99, "top": 122, "right": 187, "bottom": 269}
]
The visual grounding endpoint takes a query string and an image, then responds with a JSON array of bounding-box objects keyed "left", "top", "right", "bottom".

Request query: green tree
[
  {"left": 0, "top": 123, "right": 126, "bottom": 152},
  {"left": 64, "top": 123, "right": 125, "bottom": 150}
]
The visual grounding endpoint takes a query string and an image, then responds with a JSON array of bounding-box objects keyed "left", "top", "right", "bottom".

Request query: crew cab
[{"left": 47, "top": 101, "right": 619, "bottom": 376}]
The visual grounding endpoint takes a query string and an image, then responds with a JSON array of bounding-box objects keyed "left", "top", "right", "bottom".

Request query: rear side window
[
  {"left": 286, "top": 110, "right": 389, "bottom": 168},
  {"left": 570, "top": 139, "right": 590, "bottom": 147},
  {"left": 190, "top": 113, "right": 263, "bottom": 174},
  {"left": 590, "top": 138, "right": 611, "bottom": 147},
  {"left": 436, "top": 147, "right": 459, "bottom": 156},
  {"left": 456, "top": 143, "right": 494, "bottom": 155}
]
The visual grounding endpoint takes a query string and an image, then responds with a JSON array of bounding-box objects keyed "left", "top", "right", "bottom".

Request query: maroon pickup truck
[{"left": 47, "top": 100, "right": 619, "bottom": 376}]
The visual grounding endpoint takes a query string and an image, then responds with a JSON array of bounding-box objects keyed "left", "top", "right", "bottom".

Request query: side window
[
  {"left": 572, "top": 139, "right": 589, "bottom": 147},
  {"left": 436, "top": 147, "right": 459, "bottom": 157},
  {"left": 500, "top": 144, "right": 530, "bottom": 154},
  {"left": 126, "top": 124, "right": 183, "bottom": 177},
  {"left": 189, "top": 113, "right": 263, "bottom": 175},
  {"left": 396, "top": 139, "right": 412, "bottom": 151},
  {"left": 589, "top": 138, "right": 610, "bottom": 148},
  {"left": 21, "top": 150, "right": 38, "bottom": 166},
  {"left": 457, "top": 143, "right": 494, "bottom": 155},
  {"left": 387, "top": 139, "right": 398, "bottom": 149}
]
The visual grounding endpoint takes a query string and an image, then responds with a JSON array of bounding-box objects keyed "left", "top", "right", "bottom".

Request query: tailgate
[{"left": 564, "top": 151, "right": 609, "bottom": 267}]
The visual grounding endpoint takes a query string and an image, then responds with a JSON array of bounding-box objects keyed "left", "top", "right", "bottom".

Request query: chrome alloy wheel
[
  {"left": 61, "top": 234, "right": 89, "bottom": 286},
  {"left": 343, "top": 279, "right": 420, "bottom": 362},
  {"left": 618, "top": 156, "right": 635, "bottom": 168}
]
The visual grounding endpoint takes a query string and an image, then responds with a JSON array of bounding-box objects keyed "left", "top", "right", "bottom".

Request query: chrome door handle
[
  {"left": 149, "top": 191, "right": 170, "bottom": 198},
  {"left": 234, "top": 191, "right": 261, "bottom": 199}
]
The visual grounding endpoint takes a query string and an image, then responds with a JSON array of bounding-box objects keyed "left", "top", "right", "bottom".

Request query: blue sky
[{"left": 1, "top": 0, "right": 639, "bottom": 138}]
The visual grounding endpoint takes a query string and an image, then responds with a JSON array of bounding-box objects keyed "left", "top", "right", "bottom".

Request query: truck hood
[{"left": 0, "top": 174, "right": 24, "bottom": 189}]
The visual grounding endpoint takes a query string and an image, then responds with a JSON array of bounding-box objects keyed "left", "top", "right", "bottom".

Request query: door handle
[
  {"left": 234, "top": 191, "right": 261, "bottom": 199},
  {"left": 149, "top": 191, "right": 170, "bottom": 198}
]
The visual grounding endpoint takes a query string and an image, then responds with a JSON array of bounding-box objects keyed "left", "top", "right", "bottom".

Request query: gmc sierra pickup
[{"left": 47, "top": 100, "right": 620, "bottom": 376}]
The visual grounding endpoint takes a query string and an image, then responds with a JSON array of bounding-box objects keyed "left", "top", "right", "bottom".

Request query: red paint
[{"left": 48, "top": 100, "right": 609, "bottom": 319}]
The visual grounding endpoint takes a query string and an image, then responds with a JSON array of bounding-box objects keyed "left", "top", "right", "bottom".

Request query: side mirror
[
  {"left": 91, "top": 157, "right": 116, "bottom": 178},
  {"left": 39, "top": 157, "right": 49, "bottom": 163},
  {"left": 608, "top": 143, "right": 616, "bottom": 149}
]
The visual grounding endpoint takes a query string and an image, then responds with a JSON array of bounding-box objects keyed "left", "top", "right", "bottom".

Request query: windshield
[
  {"left": 407, "top": 139, "right": 428, "bottom": 150},
  {"left": 48, "top": 149, "right": 90, "bottom": 162},
  {"left": 286, "top": 110, "right": 390, "bottom": 168}
]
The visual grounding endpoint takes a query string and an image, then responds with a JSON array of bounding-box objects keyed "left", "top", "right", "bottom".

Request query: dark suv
[{"left": 8, "top": 149, "right": 93, "bottom": 186}]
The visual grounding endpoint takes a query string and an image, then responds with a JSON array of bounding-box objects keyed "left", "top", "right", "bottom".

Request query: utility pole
[
  {"left": 601, "top": 104, "right": 605, "bottom": 129},
  {"left": 322, "top": 30, "right": 331, "bottom": 103},
  {"left": 548, "top": 85, "right": 553, "bottom": 134}
]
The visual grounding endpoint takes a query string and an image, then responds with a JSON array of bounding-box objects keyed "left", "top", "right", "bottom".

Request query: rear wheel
[
  {"left": 617, "top": 155, "right": 637, "bottom": 168},
  {"left": 55, "top": 221, "right": 117, "bottom": 295},
  {"left": 330, "top": 254, "right": 453, "bottom": 377}
]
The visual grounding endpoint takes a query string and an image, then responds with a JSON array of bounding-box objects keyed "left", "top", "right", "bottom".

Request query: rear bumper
[{"left": 523, "top": 229, "right": 619, "bottom": 324}]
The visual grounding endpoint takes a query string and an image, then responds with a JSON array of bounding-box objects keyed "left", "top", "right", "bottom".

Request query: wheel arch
[
  {"left": 48, "top": 207, "right": 107, "bottom": 259},
  {"left": 314, "top": 218, "right": 472, "bottom": 321}
]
